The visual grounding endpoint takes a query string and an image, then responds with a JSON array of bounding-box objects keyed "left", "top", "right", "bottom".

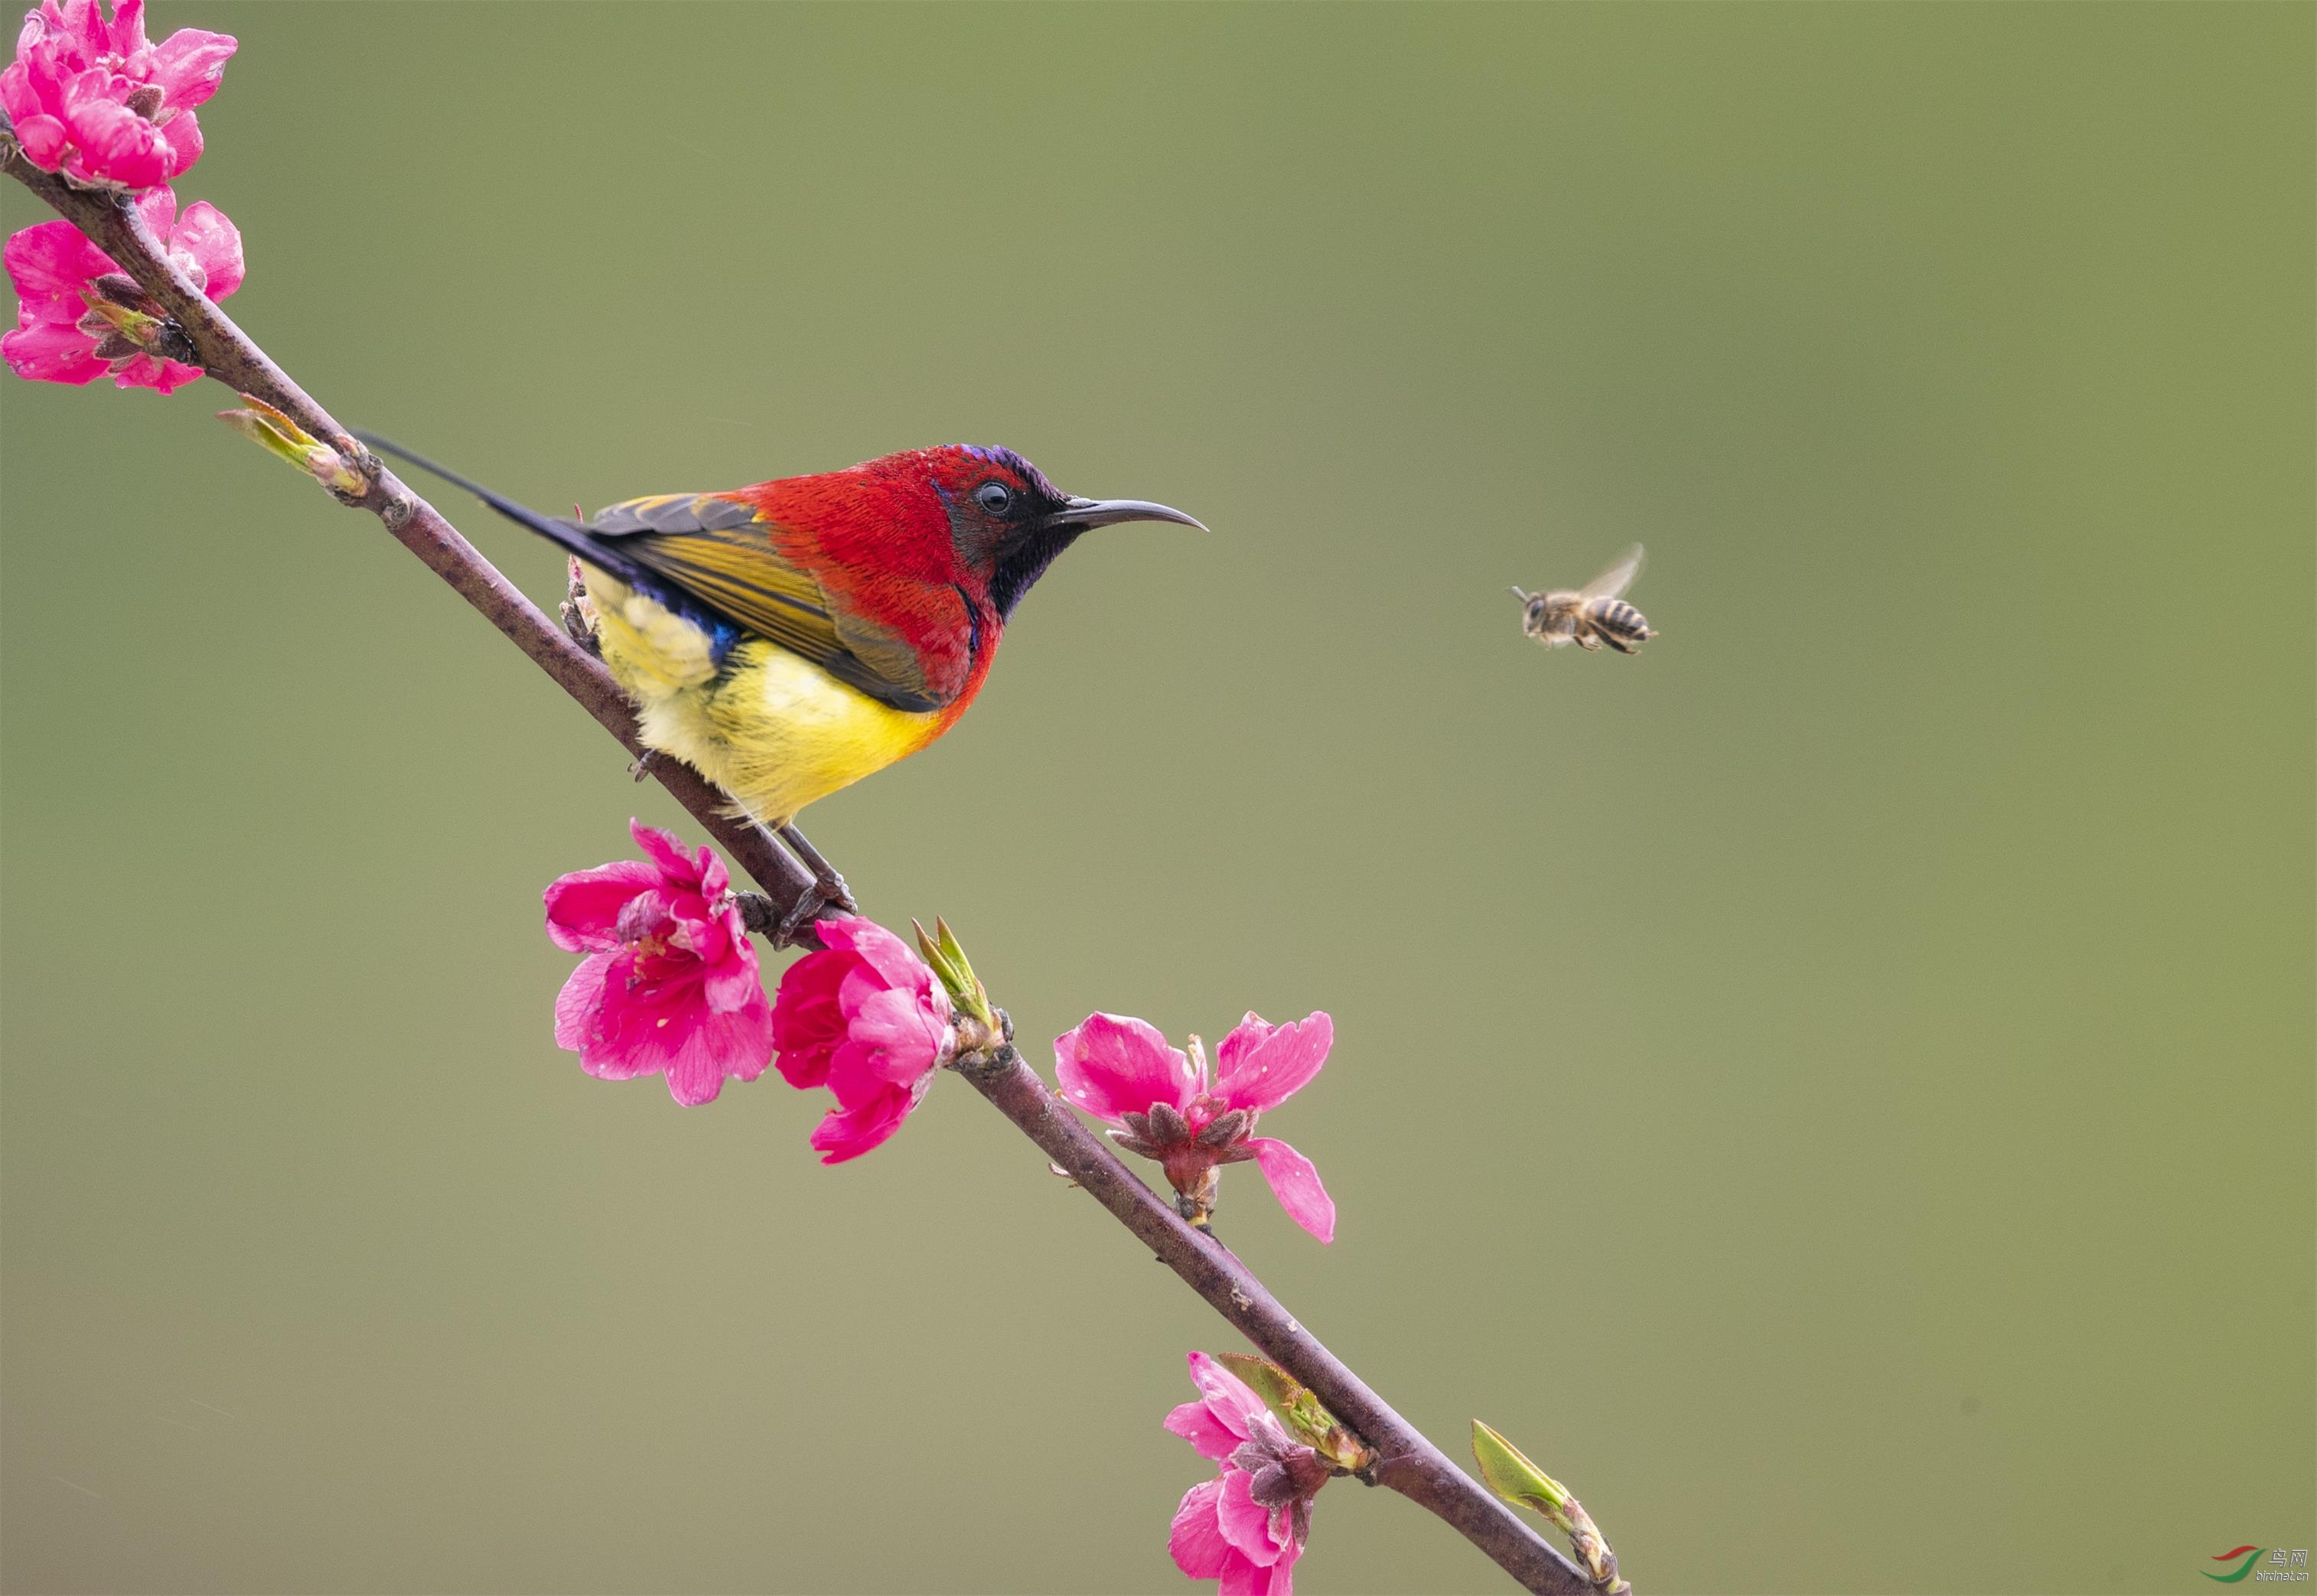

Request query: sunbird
[{"left": 357, "top": 435, "right": 1204, "bottom": 920}]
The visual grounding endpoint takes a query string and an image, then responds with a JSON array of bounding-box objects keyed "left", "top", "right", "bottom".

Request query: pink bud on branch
[{"left": 771, "top": 916, "right": 955, "bottom": 1163}]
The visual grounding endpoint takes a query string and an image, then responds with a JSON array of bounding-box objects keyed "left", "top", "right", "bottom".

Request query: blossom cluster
[
  {"left": 533, "top": 820, "right": 1344, "bottom": 1591},
  {"left": 3, "top": 0, "right": 240, "bottom": 392}
]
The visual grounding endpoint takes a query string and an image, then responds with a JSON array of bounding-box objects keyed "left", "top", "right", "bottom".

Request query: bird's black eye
[{"left": 975, "top": 480, "right": 1014, "bottom": 515}]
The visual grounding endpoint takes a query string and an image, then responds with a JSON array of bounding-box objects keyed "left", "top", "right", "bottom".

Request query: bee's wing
[{"left": 1579, "top": 543, "right": 1645, "bottom": 601}]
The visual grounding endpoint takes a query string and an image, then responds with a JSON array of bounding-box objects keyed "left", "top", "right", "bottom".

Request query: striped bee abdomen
[{"left": 1582, "top": 597, "right": 1656, "bottom": 653}]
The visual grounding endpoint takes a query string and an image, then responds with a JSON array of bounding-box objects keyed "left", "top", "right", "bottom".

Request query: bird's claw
[
  {"left": 772, "top": 878, "right": 846, "bottom": 947},
  {"left": 559, "top": 556, "right": 601, "bottom": 656},
  {"left": 811, "top": 866, "right": 858, "bottom": 916},
  {"left": 777, "top": 822, "right": 859, "bottom": 915},
  {"left": 628, "top": 749, "right": 658, "bottom": 783}
]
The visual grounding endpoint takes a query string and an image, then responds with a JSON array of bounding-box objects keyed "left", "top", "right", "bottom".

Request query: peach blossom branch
[{"left": 3, "top": 122, "right": 1603, "bottom": 1596}]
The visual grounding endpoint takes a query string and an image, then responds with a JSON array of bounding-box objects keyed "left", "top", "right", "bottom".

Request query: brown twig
[
  {"left": 958, "top": 1044, "right": 1595, "bottom": 1596},
  {"left": 3, "top": 122, "right": 1602, "bottom": 1594}
]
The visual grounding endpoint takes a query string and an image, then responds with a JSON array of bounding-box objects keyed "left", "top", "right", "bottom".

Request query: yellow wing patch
[{"left": 585, "top": 493, "right": 942, "bottom": 713}]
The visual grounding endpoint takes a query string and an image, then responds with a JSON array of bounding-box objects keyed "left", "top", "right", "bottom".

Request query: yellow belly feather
[{"left": 583, "top": 570, "right": 940, "bottom": 827}]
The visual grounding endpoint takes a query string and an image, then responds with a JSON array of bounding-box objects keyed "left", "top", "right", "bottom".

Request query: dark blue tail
[{"left": 350, "top": 430, "right": 654, "bottom": 589}]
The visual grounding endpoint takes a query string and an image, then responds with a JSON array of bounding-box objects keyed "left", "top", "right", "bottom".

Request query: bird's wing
[
  {"left": 1579, "top": 543, "right": 1646, "bottom": 601},
  {"left": 587, "top": 493, "right": 947, "bottom": 713}
]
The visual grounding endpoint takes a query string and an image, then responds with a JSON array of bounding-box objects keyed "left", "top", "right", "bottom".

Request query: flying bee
[{"left": 1510, "top": 543, "right": 1656, "bottom": 654}]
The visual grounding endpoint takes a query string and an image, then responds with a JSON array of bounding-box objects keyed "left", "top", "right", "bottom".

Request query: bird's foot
[
  {"left": 772, "top": 881, "right": 845, "bottom": 946},
  {"left": 731, "top": 884, "right": 836, "bottom": 950},
  {"left": 559, "top": 556, "right": 601, "bottom": 657},
  {"left": 628, "top": 749, "right": 658, "bottom": 783},
  {"left": 726, "top": 825, "right": 855, "bottom": 949},
  {"left": 777, "top": 822, "right": 859, "bottom": 917}
]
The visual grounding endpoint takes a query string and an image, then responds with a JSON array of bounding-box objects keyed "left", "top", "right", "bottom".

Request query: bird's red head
[
  {"left": 752, "top": 444, "right": 1202, "bottom": 622},
  {"left": 734, "top": 446, "right": 1204, "bottom": 720}
]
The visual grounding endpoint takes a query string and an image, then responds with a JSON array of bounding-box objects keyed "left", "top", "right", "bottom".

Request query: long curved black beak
[{"left": 1051, "top": 495, "right": 1207, "bottom": 533}]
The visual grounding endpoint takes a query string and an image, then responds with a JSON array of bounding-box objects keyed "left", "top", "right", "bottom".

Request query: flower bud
[
  {"left": 1216, "top": 1353, "right": 1377, "bottom": 1475},
  {"left": 911, "top": 915, "right": 995, "bottom": 1031},
  {"left": 1471, "top": 1420, "right": 1628, "bottom": 1594},
  {"left": 216, "top": 396, "right": 367, "bottom": 499},
  {"left": 89, "top": 272, "right": 151, "bottom": 308}
]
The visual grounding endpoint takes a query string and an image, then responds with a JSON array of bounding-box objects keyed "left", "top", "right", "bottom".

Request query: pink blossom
[
  {"left": 543, "top": 819, "right": 773, "bottom": 1107},
  {"left": 2, "top": 0, "right": 234, "bottom": 189},
  {"left": 2, "top": 184, "right": 238, "bottom": 392},
  {"left": 771, "top": 917, "right": 955, "bottom": 1164},
  {"left": 1166, "top": 1352, "right": 1328, "bottom": 1596},
  {"left": 1054, "top": 1011, "right": 1337, "bottom": 1243}
]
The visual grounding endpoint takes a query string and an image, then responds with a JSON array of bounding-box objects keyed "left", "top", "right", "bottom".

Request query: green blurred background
[{"left": 3, "top": 5, "right": 2309, "bottom": 1591}]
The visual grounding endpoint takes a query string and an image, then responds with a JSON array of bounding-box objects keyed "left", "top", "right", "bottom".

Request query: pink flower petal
[
  {"left": 101, "top": 0, "right": 143, "bottom": 55},
  {"left": 11, "top": 110, "right": 67, "bottom": 169},
  {"left": 61, "top": 93, "right": 168, "bottom": 187},
  {"left": 627, "top": 819, "right": 705, "bottom": 889},
  {"left": 836, "top": 986, "right": 947, "bottom": 1079},
  {"left": 696, "top": 940, "right": 761, "bottom": 1015},
  {"left": 1169, "top": 1478, "right": 1233, "bottom": 1580},
  {"left": 5, "top": 215, "right": 111, "bottom": 301},
  {"left": 823, "top": 1036, "right": 895, "bottom": 1106},
  {"left": 1053, "top": 1012, "right": 1194, "bottom": 1123},
  {"left": 1217, "top": 1468, "right": 1283, "bottom": 1567},
  {"left": 1185, "top": 1351, "right": 1270, "bottom": 1441},
  {"left": 2, "top": 315, "right": 105, "bottom": 383},
  {"left": 660, "top": 1031, "right": 730, "bottom": 1107},
  {"left": 575, "top": 973, "right": 697, "bottom": 1076},
  {"left": 129, "top": 181, "right": 175, "bottom": 237},
  {"left": 817, "top": 915, "right": 932, "bottom": 995},
  {"left": 693, "top": 844, "right": 731, "bottom": 901},
  {"left": 585, "top": 974, "right": 771, "bottom": 1096},
  {"left": 145, "top": 24, "right": 234, "bottom": 109},
  {"left": 151, "top": 99, "right": 199, "bottom": 179},
  {"left": 166, "top": 195, "right": 240, "bottom": 299},
  {"left": 553, "top": 953, "right": 633, "bottom": 1070},
  {"left": 542, "top": 858, "right": 660, "bottom": 953},
  {"left": 1217, "top": 1551, "right": 1271, "bottom": 1596},
  {"left": 1165, "top": 1399, "right": 1240, "bottom": 1462},
  {"left": 1, "top": 60, "right": 37, "bottom": 124},
  {"left": 771, "top": 964, "right": 846, "bottom": 1090},
  {"left": 1214, "top": 1011, "right": 1331, "bottom": 1114},
  {"left": 1246, "top": 1138, "right": 1335, "bottom": 1244},
  {"left": 1263, "top": 1536, "right": 1303, "bottom": 1596},
  {"left": 1214, "top": 1011, "right": 1275, "bottom": 1078},
  {"left": 809, "top": 1084, "right": 913, "bottom": 1164},
  {"left": 57, "top": 0, "right": 103, "bottom": 56},
  {"left": 658, "top": 994, "right": 774, "bottom": 1106},
  {"left": 551, "top": 951, "right": 612, "bottom": 1053},
  {"left": 111, "top": 348, "right": 200, "bottom": 392}
]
